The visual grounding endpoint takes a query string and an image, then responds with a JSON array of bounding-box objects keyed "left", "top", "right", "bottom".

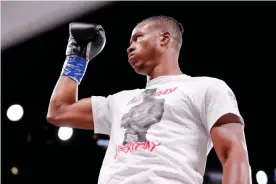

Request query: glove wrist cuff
[{"left": 60, "top": 55, "right": 88, "bottom": 84}]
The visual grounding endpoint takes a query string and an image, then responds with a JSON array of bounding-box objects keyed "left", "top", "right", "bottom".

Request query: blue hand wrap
[{"left": 61, "top": 55, "right": 88, "bottom": 84}]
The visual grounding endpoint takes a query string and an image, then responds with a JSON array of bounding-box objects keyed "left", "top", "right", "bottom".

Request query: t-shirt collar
[{"left": 146, "top": 74, "right": 190, "bottom": 88}]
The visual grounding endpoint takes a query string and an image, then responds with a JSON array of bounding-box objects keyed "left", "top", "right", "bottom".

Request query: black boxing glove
[
  {"left": 66, "top": 22, "right": 106, "bottom": 61},
  {"left": 61, "top": 22, "right": 106, "bottom": 84}
]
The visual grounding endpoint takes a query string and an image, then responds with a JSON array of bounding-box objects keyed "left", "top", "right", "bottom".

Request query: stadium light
[
  {"left": 7, "top": 104, "right": 24, "bottom": 121},
  {"left": 11, "top": 166, "right": 19, "bottom": 175},
  {"left": 58, "top": 127, "right": 73, "bottom": 141},
  {"left": 96, "top": 139, "right": 109, "bottom": 147},
  {"left": 256, "top": 170, "right": 268, "bottom": 184}
]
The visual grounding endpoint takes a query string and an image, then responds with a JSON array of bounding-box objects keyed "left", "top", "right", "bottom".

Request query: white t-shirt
[{"left": 91, "top": 74, "right": 244, "bottom": 184}]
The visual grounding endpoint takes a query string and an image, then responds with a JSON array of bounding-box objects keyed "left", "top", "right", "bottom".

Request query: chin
[
  {"left": 134, "top": 67, "right": 146, "bottom": 75},
  {"left": 132, "top": 59, "right": 153, "bottom": 75},
  {"left": 134, "top": 65, "right": 151, "bottom": 76}
]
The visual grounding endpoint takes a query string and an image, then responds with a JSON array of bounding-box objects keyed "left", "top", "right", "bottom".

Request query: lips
[
  {"left": 128, "top": 53, "right": 136, "bottom": 65},
  {"left": 128, "top": 53, "right": 135, "bottom": 60}
]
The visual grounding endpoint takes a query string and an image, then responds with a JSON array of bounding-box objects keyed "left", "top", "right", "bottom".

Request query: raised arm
[
  {"left": 47, "top": 76, "right": 94, "bottom": 129},
  {"left": 46, "top": 22, "right": 106, "bottom": 130}
]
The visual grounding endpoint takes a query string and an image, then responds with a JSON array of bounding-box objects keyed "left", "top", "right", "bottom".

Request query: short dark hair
[{"left": 140, "top": 15, "right": 184, "bottom": 47}]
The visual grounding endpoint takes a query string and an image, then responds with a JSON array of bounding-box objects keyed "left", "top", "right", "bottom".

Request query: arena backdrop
[{"left": 2, "top": 1, "right": 276, "bottom": 184}]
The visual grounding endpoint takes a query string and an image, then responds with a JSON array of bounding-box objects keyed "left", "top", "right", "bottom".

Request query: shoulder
[
  {"left": 92, "top": 88, "right": 142, "bottom": 101},
  {"left": 190, "top": 75, "right": 225, "bottom": 84},
  {"left": 106, "top": 88, "right": 143, "bottom": 103},
  {"left": 112, "top": 88, "right": 143, "bottom": 97},
  {"left": 183, "top": 76, "right": 236, "bottom": 104},
  {"left": 186, "top": 75, "right": 228, "bottom": 91},
  {"left": 191, "top": 76, "right": 238, "bottom": 108}
]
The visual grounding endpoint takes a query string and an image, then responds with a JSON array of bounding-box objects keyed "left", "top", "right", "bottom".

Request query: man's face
[{"left": 127, "top": 21, "right": 161, "bottom": 75}]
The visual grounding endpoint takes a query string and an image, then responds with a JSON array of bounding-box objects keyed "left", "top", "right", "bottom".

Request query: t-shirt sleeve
[
  {"left": 91, "top": 95, "right": 113, "bottom": 135},
  {"left": 201, "top": 79, "right": 244, "bottom": 134}
]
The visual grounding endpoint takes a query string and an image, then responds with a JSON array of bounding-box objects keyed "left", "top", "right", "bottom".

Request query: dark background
[{"left": 2, "top": 2, "right": 276, "bottom": 184}]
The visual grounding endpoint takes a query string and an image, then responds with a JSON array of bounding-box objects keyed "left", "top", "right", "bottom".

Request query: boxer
[{"left": 47, "top": 16, "right": 251, "bottom": 184}]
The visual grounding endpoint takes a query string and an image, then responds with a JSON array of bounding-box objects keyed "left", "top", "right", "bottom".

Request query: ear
[{"left": 160, "top": 32, "right": 171, "bottom": 47}]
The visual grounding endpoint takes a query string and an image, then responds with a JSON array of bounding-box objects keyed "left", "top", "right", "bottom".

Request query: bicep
[
  {"left": 210, "top": 114, "right": 248, "bottom": 165},
  {"left": 52, "top": 97, "right": 94, "bottom": 130}
]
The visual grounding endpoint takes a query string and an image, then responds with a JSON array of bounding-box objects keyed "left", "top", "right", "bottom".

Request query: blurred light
[
  {"left": 96, "top": 139, "right": 109, "bottom": 147},
  {"left": 274, "top": 168, "right": 276, "bottom": 183},
  {"left": 11, "top": 166, "right": 18, "bottom": 175},
  {"left": 205, "top": 170, "right": 222, "bottom": 183},
  {"left": 208, "top": 171, "right": 222, "bottom": 181},
  {"left": 256, "top": 170, "right": 268, "bottom": 184},
  {"left": 7, "top": 104, "right": 24, "bottom": 121},
  {"left": 27, "top": 133, "right": 32, "bottom": 142},
  {"left": 92, "top": 134, "right": 98, "bottom": 140},
  {"left": 58, "top": 127, "right": 73, "bottom": 141}
]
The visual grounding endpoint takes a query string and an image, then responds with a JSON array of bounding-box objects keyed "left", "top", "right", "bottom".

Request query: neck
[{"left": 147, "top": 51, "right": 183, "bottom": 80}]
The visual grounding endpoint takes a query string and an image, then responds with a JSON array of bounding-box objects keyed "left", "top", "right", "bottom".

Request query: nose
[{"left": 127, "top": 44, "right": 135, "bottom": 55}]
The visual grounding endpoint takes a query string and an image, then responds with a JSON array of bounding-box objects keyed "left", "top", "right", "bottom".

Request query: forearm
[
  {"left": 222, "top": 152, "right": 251, "bottom": 184},
  {"left": 46, "top": 22, "right": 105, "bottom": 129},
  {"left": 47, "top": 76, "right": 78, "bottom": 116}
]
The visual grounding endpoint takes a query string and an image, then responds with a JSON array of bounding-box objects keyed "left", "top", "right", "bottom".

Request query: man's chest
[{"left": 112, "top": 85, "right": 201, "bottom": 125}]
